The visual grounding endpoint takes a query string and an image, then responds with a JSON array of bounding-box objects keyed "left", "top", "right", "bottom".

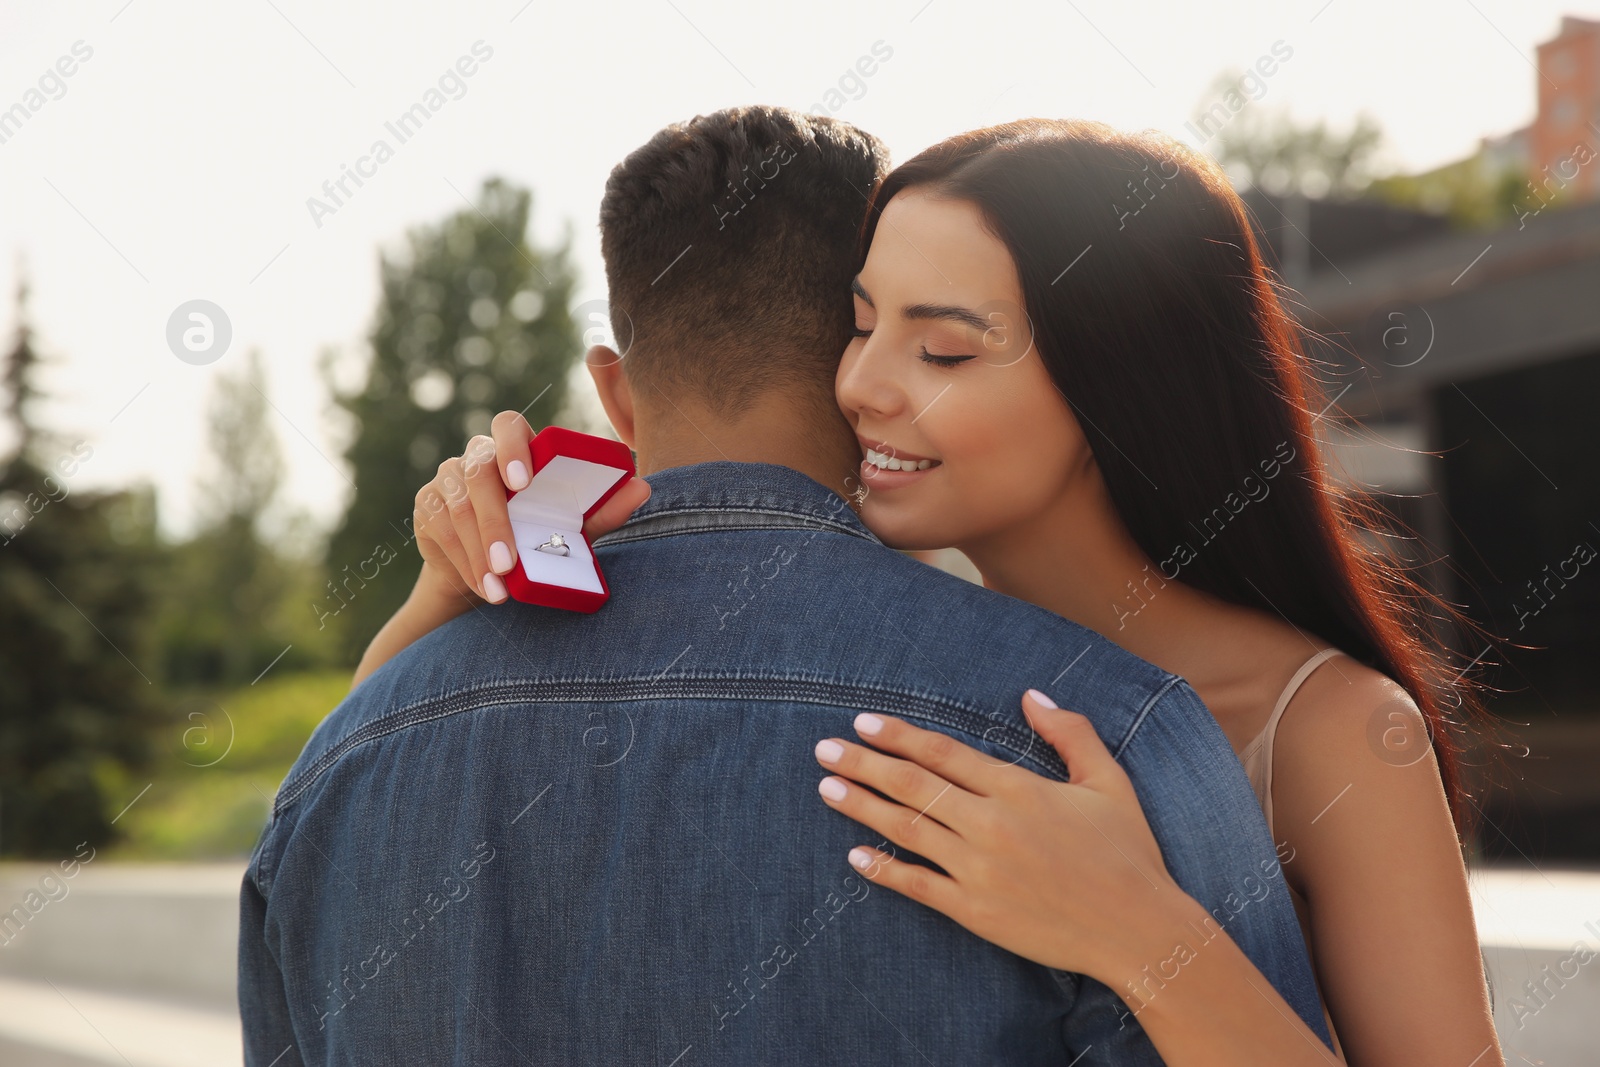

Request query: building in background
[
  {"left": 1532, "top": 15, "right": 1600, "bottom": 202},
  {"left": 1241, "top": 15, "right": 1600, "bottom": 715},
  {"left": 1447, "top": 15, "right": 1600, "bottom": 208},
  {"left": 1243, "top": 35, "right": 1600, "bottom": 857},
  {"left": 1366, "top": 16, "right": 1600, "bottom": 229}
]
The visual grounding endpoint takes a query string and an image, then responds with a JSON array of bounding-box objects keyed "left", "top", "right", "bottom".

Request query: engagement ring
[{"left": 535, "top": 533, "right": 570, "bottom": 556}]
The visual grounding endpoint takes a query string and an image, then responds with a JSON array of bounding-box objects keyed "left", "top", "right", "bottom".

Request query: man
[{"left": 239, "top": 106, "right": 1328, "bottom": 1064}]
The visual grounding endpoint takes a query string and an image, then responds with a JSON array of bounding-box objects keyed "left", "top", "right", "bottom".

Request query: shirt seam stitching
[
  {"left": 1115, "top": 674, "right": 1180, "bottom": 759},
  {"left": 597, "top": 507, "right": 876, "bottom": 545},
  {"left": 272, "top": 676, "right": 1084, "bottom": 815}
]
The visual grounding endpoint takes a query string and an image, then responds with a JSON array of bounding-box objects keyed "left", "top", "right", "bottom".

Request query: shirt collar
[{"left": 595, "top": 461, "right": 881, "bottom": 545}]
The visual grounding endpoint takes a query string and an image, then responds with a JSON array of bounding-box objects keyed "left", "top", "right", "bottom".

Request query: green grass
[{"left": 107, "top": 670, "right": 354, "bottom": 860}]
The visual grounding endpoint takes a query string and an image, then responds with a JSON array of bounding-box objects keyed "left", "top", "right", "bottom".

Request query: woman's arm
[
  {"left": 1101, "top": 886, "right": 1348, "bottom": 1064},
  {"left": 815, "top": 691, "right": 1343, "bottom": 1066},
  {"left": 351, "top": 563, "right": 478, "bottom": 689},
  {"left": 348, "top": 425, "right": 514, "bottom": 691},
  {"left": 1271, "top": 668, "right": 1503, "bottom": 1066}
]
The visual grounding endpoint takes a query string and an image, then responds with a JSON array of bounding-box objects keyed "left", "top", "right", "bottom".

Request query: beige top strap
[{"left": 1239, "top": 647, "right": 1346, "bottom": 838}]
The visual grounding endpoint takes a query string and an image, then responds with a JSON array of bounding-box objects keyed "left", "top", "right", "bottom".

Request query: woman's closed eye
[{"left": 848, "top": 321, "right": 972, "bottom": 366}]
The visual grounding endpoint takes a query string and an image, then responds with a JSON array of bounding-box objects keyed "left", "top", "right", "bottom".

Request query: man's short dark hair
[{"left": 599, "top": 106, "right": 889, "bottom": 415}]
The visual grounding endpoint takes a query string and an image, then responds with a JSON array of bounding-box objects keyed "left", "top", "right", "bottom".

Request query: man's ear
[{"left": 585, "top": 345, "right": 635, "bottom": 448}]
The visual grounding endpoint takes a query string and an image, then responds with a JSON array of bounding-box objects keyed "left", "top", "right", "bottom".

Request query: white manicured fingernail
[
  {"left": 489, "top": 540, "right": 513, "bottom": 573},
  {"left": 815, "top": 739, "right": 844, "bottom": 764},
  {"left": 818, "top": 777, "right": 848, "bottom": 802},
  {"left": 849, "top": 848, "right": 874, "bottom": 871},
  {"left": 483, "top": 572, "right": 506, "bottom": 603},
  {"left": 1026, "top": 688, "right": 1057, "bottom": 709},
  {"left": 854, "top": 713, "right": 884, "bottom": 736},
  {"left": 506, "top": 460, "right": 530, "bottom": 490}
]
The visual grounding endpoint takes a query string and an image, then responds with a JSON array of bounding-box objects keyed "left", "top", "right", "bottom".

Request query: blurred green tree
[
  {"left": 1196, "top": 69, "right": 1386, "bottom": 197},
  {"left": 1367, "top": 157, "right": 1528, "bottom": 230},
  {"left": 156, "top": 347, "right": 325, "bottom": 686},
  {"left": 321, "top": 177, "right": 580, "bottom": 665},
  {"left": 0, "top": 276, "right": 162, "bottom": 856},
  {"left": 1195, "top": 68, "right": 1527, "bottom": 228}
]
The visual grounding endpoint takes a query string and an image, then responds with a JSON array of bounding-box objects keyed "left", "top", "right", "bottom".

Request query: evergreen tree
[
  {"left": 322, "top": 178, "right": 580, "bottom": 664},
  {"left": 0, "top": 276, "right": 161, "bottom": 856}
]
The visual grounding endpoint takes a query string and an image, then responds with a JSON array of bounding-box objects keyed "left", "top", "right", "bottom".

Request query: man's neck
[{"left": 632, "top": 391, "right": 862, "bottom": 502}]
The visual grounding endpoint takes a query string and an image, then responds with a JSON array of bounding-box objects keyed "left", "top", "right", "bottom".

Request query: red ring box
[{"left": 502, "top": 426, "right": 636, "bottom": 613}]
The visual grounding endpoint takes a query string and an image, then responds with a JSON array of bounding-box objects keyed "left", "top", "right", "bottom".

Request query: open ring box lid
[{"left": 502, "top": 426, "right": 636, "bottom": 613}]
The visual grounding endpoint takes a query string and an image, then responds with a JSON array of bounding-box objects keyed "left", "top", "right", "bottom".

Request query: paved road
[{"left": 0, "top": 862, "right": 1594, "bottom": 1065}]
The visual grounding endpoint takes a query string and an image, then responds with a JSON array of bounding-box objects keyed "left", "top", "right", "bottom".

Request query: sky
[{"left": 1, "top": 0, "right": 1593, "bottom": 542}]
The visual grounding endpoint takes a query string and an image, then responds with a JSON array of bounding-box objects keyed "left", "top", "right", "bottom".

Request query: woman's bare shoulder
[
  {"left": 1276, "top": 653, "right": 1426, "bottom": 772},
  {"left": 1270, "top": 652, "right": 1456, "bottom": 888}
]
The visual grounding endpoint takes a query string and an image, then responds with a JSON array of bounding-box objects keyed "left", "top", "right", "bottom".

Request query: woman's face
[{"left": 836, "top": 188, "right": 1095, "bottom": 553}]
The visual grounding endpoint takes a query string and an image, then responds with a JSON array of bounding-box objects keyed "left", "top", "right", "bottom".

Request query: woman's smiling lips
[{"left": 857, "top": 434, "right": 941, "bottom": 489}]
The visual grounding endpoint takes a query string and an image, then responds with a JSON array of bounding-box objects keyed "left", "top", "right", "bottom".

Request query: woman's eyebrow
[
  {"left": 902, "top": 302, "right": 988, "bottom": 332},
  {"left": 853, "top": 276, "right": 987, "bottom": 332}
]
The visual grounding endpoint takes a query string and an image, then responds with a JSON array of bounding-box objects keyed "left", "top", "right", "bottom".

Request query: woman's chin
[{"left": 858, "top": 500, "right": 964, "bottom": 554}]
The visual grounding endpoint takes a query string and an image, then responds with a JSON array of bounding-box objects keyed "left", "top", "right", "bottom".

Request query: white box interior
[{"left": 507, "top": 455, "right": 628, "bottom": 594}]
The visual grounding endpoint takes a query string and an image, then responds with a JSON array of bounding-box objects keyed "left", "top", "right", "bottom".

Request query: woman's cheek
[{"left": 930, "top": 461, "right": 1003, "bottom": 538}]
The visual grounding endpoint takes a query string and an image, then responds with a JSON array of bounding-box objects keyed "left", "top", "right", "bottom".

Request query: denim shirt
[{"left": 239, "top": 460, "right": 1331, "bottom": 1065}]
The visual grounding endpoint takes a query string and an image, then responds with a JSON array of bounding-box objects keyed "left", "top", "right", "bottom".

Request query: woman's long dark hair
[{"left": 862, "top": 118, "right": 1491, "bottom": 838}]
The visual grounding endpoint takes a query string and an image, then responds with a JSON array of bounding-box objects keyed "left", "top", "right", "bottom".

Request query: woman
[
  {"left": 357, "top": 119, "right": 1503, "bottom": 1065},
  {"left": 811, "top": 119, "right": 1502, "bottom": 1065}
]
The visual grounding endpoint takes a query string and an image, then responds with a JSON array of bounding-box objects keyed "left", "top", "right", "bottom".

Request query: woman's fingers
[
  {"left": 413, "top": 480, "right": 479, "bottom": 601},
  {"left": 843, "top": 845, "right": 965, "bottom": 917},
  {"left": 461, "top": 435, "right": 518, "bottom": 590},
  {"left": 435, "top": 455, "right": 500, "bottom": 602},
  {"left": 491, "top": 410, "right": 535, "bottom": 491},
  {"left": 815, "top": 731, "right": 980, "bottom": 834},
  {"left": 582, "top": 476, "right": 650, "bottom": 538},
  {"left": 848, "top": 712, "right": 1015, "bottom": 797},
  {"left": 816, "top": 764, "right": 965, "bottom": 866},
  {"left": 1020, "top": 689, "right": 1128, "bottom": 793}
]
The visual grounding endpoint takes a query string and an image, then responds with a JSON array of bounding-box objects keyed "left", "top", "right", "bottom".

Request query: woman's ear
[{"left": 585, "top": 345, "right": 635, "bottom": 448}]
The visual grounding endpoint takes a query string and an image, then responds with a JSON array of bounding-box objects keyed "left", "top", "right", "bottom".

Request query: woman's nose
[{"left": 836, "top": 337, "right": 904, "bottom": 422}]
